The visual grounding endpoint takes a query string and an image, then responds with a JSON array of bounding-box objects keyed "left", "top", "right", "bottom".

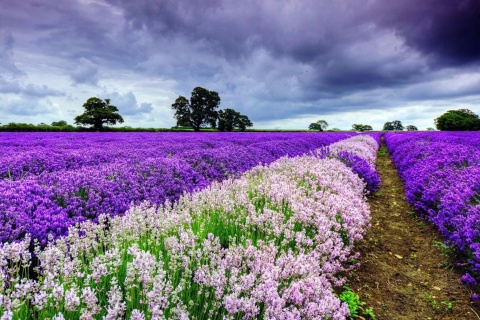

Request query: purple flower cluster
[
  {"left": 1, "top": 132, "right": 356, "bottom": 245},
  {"left": 385, "top": 131, "right": 480, "bottom": 281},
  {"left": 336, "top": 151, "right": 381, "bottom": 193}
]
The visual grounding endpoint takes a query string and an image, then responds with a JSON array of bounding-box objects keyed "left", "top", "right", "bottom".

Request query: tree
[
  {"left": 51, "top": 120, "right": 68, "bottom": 126},
  {"left": 308, "top": 120, "right": 328, "bottom": 131},
  {"left": 405, "top": 125, "right": 418, "bottom": 131},
  {"left": 237, "top": 114, "right": 253, "bottom": 131},
  {"left": 434, "top": 109, "right": 480, "bottom": 131},
  {"left": 74, "top": 97, "right": 124, "bottom": 131},
  {"left": 426, "top": 127, "right": 435, "bottom": 131},
  {"left": 171, "top": 87, "right": 221, "bottom": 132},
  {"left": 383, "top": 120, "right": 404, "bottom": 131},
  {"left": 352, "top": 124, "right": 373, "bottom": 132},
  {"left": 217, "top": 108, "right": 253, "bottom": 132}
]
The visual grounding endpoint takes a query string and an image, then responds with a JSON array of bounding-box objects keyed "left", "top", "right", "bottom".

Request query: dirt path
[{"left": 349, "top": 142, "right": 480, "bottom": 320}]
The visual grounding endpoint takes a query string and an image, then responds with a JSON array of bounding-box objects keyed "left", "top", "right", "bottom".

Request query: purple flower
[{"left": 462, "top": 273, "right": 477, "bottom": 286}]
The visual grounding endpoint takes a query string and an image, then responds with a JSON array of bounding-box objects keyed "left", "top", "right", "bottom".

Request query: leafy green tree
[
  {"left": 405, "top": 125, "right": 418, "bottom": 131},
  {"left": 434, "top": 109, "right": 480, "bottom": 131},
  {"left": 426, "top": 127, "right": 435, "bottom": 131},
  {"left": 308, "top": 120, "right": 328, "bottom": 132},
  {"left": 217, "top": 108, "right": 253, "bottom": 132},
  {"left": 74, "top": 97, "right": 124, "bottom": 131},
  {"left": 237, "top": 114, "right": 253, "bottom": 131},
  {"left": 352, "top": 124, "right": 373, "bottom": 132},
  {"left": 51, "top": 120, "right": 68, "bottom": 126},
  {"left": 383, "top": 120, "right": 404, "bottom": 131},
  {"left": 171, "top": 87, "right": 221, "bottom": 132}
]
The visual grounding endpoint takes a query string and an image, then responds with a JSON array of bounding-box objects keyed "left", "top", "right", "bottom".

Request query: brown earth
[{"left": 349, "top": 142, "right": 480, "bottom": 320}]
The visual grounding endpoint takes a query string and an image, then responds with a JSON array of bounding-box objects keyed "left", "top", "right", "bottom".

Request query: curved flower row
[
  {"left": 1, "top": 132, "right": 356, "bottom": 245},
  {"left": 0, "top": 135, "right": 379, "bottom": 319},
  {"left": 315, "top": 134, "right": 382, "bottom": 194},
  {"left": 385, "top": 132, "right": 480, "bottom": 286}
]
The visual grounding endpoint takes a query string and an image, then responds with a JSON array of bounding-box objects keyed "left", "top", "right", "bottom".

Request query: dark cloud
[
  {"left": 0, "top": 0, "right": 146, "bottom": 68},
  {"left": 0, "top": 31, "right": 23, "bottom": 77},
  {"left": 22, "top": 84, "right": 65, "bottom": 97},
  {"left": 106, "top": 0, "right": 433, "bottom": 97},
  {"left": 372, "top": 0, "right": 480, "bottom": 66},
  {"left": 0, "top": 96, "right": 58, "bottom": 116},
  {"left": 0, "top": 78, "right": 22, "bottom": 94},
  {"left": 0, "top": 77, "right": 64, "bottom": 97},
  {"left": 107, "top": 91, "right": 153, "bottom": 116},
  {"left": 71, "top": 58, "right": 99, "bottom": 85}
]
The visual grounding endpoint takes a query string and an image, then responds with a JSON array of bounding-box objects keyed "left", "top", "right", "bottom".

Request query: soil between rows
[{"left": 349, "top": 142, "right": 480, "bottom": 320}]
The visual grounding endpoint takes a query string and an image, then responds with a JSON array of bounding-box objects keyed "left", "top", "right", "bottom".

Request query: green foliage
[
  {"left": 308, "top": 120, "right": 328, "bottom": 131},
  {"left": 383, "top": 120, "right": 404, "bottom": 131},
  {"left": 434, "top": 109, "right": 480, "bottom": 131},
  {"left": 405, "top": 125, "right": 418, "bottom": 131},
  {"left": 425, "top": 293, "right": 454, "bottom": 313},
  {"left": 74, "top": 97, "right": 124, "bottom": 131},
  {"left": 217, "top": 108, "right": 253, "bottom": 131},
  {"left": 171, "top": 87, "right": 221, "bottom": 132},
  {"left": 376, "top": 147, "right": 388, "bottom": 157},
  {"left": 432, "top": 240, "right": 455, "bottom": 269},
  {"left": 0, "top": 122, "right": 77, "bottom": 132},
  {"left": 352, "top": 124, "right": 373, "bottom": 132},
  {"left": 339, "top": 286, "right": 375, "bottom": 319},
  {"left": 51, "top": 120, "right": 68, "bottom": 126}
]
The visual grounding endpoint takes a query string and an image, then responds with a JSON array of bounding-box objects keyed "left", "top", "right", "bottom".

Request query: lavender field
[
  {"left": 0, "top": 133, "right": 381, "bottom": 319},
  {"left": 1, "top": 132, "right": 361, "bottom": 246},
  {"left": 386, "top": 132, "right": 480, "bottom": 292}
]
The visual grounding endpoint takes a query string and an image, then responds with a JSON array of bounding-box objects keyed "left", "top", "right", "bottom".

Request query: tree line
[
  {"left": 2, "top": 88, "right": 478, "bottom": 132},
  {"left": 66, "top": 87, "right": 253, "bottom": 132},
  {"left": 307, "top": 120, "right": 422, "bottom": 132},
  {"left": 307, "top": 109, "right": 480, "bottom": 132}
]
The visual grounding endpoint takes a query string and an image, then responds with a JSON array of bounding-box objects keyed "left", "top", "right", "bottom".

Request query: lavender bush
[
  {"left": 385, "top": 131, "right": 480, "bottom": 289},
  {"left": 0, "top": 135, "right": 379, "bottom": 319}
]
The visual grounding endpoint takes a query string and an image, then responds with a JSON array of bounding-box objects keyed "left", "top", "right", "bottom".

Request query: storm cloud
[{"left": 0, "top": 0, "right": 479, "bottom": 129}]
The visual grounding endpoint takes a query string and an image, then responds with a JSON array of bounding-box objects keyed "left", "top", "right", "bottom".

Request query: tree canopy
[
  {"left": 383, "top": 120, "right": 404, "bottom": 131},
  {"left": 405, "top": 125, "right": 418, "bottom": 131},
  {"left": 217, "top": 108, "right": 253, "bottom": 131},
  {"left": 74, "top": 97, "right": 124, "bottom": 131},
  {"left": 434, "top": 109, "right": 480, "bottom": 131},
  {"left": 352, "top": 124, "right": 373, "bottom": 132},
  {"left": 172, "top": 87, "right": 221, "bottom": 132},
  {"left": 51, "top": 120, "right": 68, "bottom": 127},
  {"left": 308, "top": 120, "right": 328, "bottom": 132}
]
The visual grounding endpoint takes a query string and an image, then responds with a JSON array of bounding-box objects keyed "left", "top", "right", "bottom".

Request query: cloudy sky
[{"left": 1, "top": 0, "right": 479, "bottom": 130}]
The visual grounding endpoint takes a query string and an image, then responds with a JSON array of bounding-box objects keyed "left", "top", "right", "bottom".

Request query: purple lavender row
[
  {"left": 385, "top": 131, "right": 480, "bottom": 284},
  {"left": 1, "top": 132, "right": 356, "bottom": 245},
  {"left": 0, "top": 132, "right": 336, "bottom": 180}
]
